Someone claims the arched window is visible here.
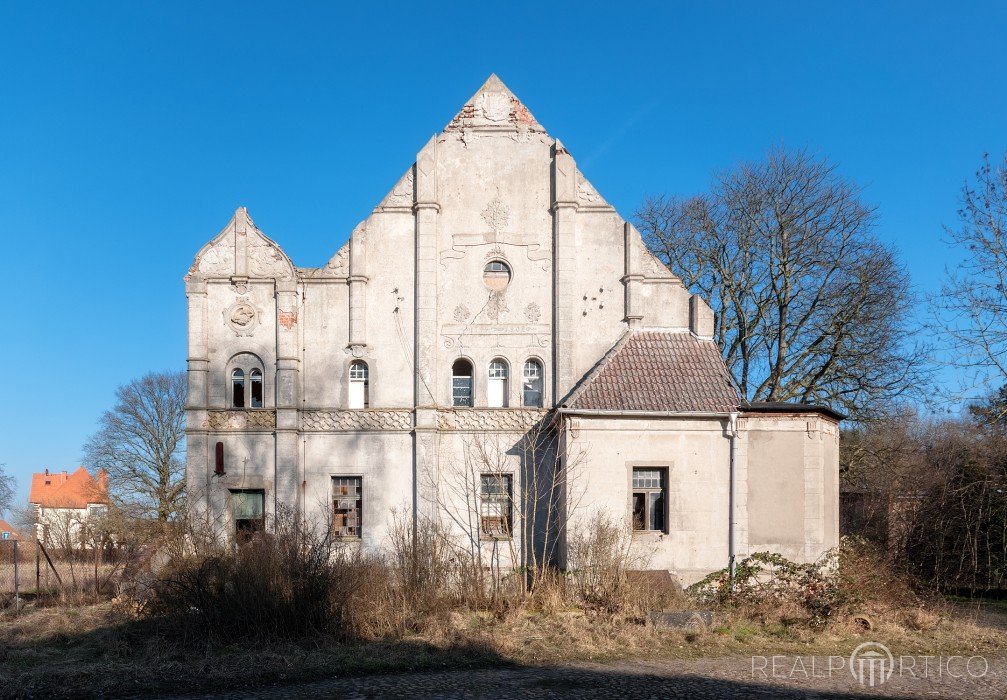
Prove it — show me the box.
[249,369,263,408]
[452,359,473,408]
[523,359,543,408]
[231,369,245,408]
[227,353,265,408]
[348,360,369,409]
[488,358,509,408]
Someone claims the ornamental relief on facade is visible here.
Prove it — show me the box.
[301,410,413,431]
[223,298,260,337]
[206,410,277,430]
[436,409,548,432]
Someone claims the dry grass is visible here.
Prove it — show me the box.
[3,531,1005,697]
[2,595,1005,698]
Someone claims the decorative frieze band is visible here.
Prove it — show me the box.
[207,410,277,430]
[437,409,549,432]
[301,410,413,431]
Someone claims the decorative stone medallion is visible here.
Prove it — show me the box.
[224,299,259,337]
[524,302,542,323]
[480,91,511,122]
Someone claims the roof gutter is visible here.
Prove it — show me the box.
[556,408,736,419]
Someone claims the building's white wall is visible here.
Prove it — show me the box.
[564,416,732,585]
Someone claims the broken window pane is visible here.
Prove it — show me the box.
[231,489,264,541]
[231,369,245,408]
[480,474,513,538]
[632,467,667,532]
[332,477,362,538]
[250,369,263,408]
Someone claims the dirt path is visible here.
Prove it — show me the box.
[170,655,1007,699]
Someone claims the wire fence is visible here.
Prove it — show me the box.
[0,538,131,611]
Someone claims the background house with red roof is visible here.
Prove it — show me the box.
[0,519,20,541]
[28,466,109,547]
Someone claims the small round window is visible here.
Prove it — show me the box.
[483,260,511,291]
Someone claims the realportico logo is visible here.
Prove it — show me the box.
[849,642,894,686]
[752,642,988,687]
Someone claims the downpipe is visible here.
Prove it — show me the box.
[728,411,739,590]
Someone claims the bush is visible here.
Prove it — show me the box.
[147,515,384,643]
[687,537,930,629]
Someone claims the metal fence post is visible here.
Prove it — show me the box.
[13,539,20,613]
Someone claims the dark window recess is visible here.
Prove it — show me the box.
[231,489,264,541]
[215,442,225,475]
[480,474,513,538]
[231,369,245,407]
[452,359,473,407]
[632,468,667,532]
[332,477,362,538]
[250,369,263,408]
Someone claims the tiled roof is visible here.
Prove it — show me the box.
[0,519,19,540]
[564,331,742,413]
[28,466,108,509]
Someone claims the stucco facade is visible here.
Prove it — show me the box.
[184,75,840,584]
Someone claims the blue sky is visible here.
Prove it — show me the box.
[1,1,1005,512]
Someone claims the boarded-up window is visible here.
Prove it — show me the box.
[480,474,513,538]
[332,477,362,538]
[231,489,265,540]
[632,468,666,532]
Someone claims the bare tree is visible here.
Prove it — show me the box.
[0,464,14,516]
[84,371,186,522]
[636,146,925,418]
[933,152,1007,420]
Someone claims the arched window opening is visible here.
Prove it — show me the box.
[488,358,509,408]
[523,359,543,408]
[348,361,369,409]
[231,369,245,408]
[483,260,511,291]
[249,369,263,408]
[452,359,473,408]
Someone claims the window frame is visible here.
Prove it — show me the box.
[230,488,265,541]
[249,368,263,408]
[630,466,668,534]
[451,358,474,408]
[522,358,544,407]
[331,476,363,539]
[348,360,370,409]
[487,358,509,408]
[231,368,245,408]
[479,473,514,540]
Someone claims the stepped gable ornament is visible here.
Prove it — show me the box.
[224,298,259,337]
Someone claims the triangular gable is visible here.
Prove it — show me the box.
[445,73,545,134]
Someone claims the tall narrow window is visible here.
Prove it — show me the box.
[480,474,513,538]
[452,359,473,407]
[348,361,369,409]
[632,468,667,533]
[332,477,362,538]
[231,369,245,408]
[487,359,509,408]
[231,489,265,541]
[522,359,543,407]
[249,369,263,408]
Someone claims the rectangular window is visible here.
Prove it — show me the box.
[231,489,265,540]
[480,474,513,538]
[632,467,667,532]
[332,477,362,538]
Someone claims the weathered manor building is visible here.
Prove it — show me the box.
[184,76,840,583]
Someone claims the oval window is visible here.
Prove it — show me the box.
[483,260,511,291]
